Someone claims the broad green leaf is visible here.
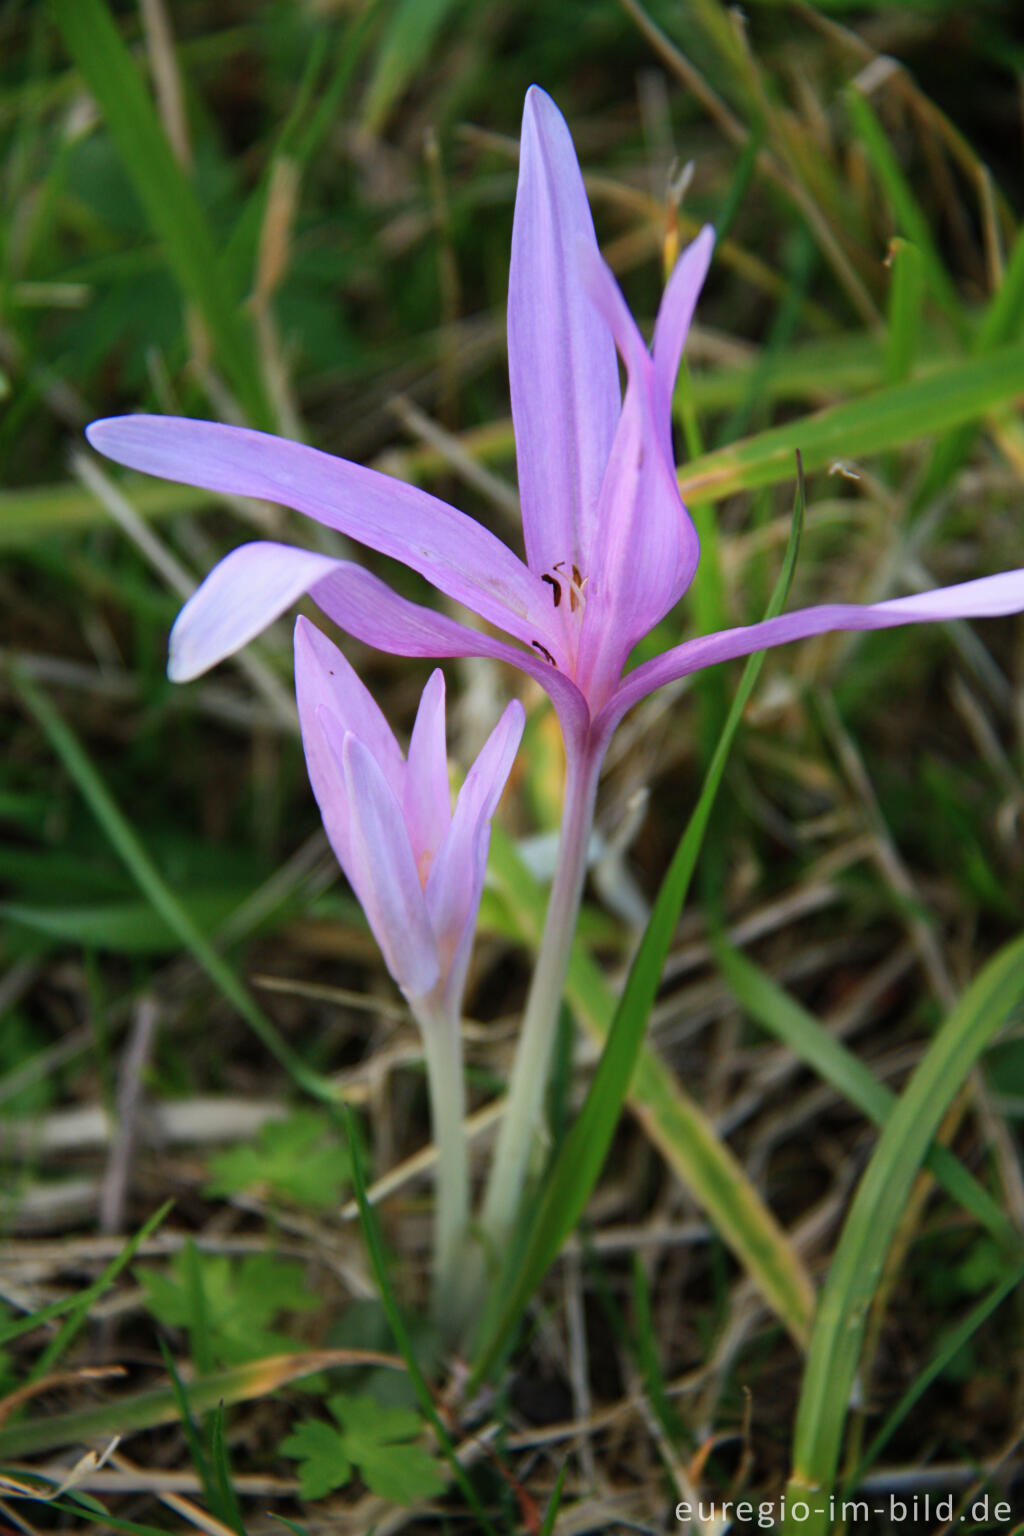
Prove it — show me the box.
[786,929,1024,1533]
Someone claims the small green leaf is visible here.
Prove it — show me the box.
[281,1421,352,1501]
[328,1393,422,1446]
[284,1395,446,1506]
[205,1111,351,1209]
[137,1250,318,1368]
[357,1440,446,1504]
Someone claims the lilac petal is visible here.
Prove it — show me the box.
[601,569,1024,734]
[651,226,715,407]
[294,620,405,865]
[404,669,452,875]
[309,560,591,748]
[508,86,620,577]
[325,721,439,999]
[573,245,700,708]
[169,541,340,681]
[86,415,558,653]
[426,699,525,1009]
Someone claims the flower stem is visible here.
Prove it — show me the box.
[478,740,603,1251]
[412,995,471,1344]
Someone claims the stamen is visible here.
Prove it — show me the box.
[541,573,562,607]
[531,640,557,665]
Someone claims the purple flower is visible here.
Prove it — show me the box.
[294,616,523,1015]
[86,86,1024,761]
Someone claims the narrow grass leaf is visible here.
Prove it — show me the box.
[848,1256,1024,1490]
[631,1254,684,1446]
[912,214,1024,514]
[539,1459,569,1536]
[884,238,924,385]
[714,935,1020,1249]
[484,838,814,1344]
[2,894,252,955]
[844,86,965,336]
[976,218,1024,350]
[210,1404,246,1536]
[47,0,272,426]
[343,1105,498,1535]
[8,663,335,1104]
[361,0,465,134]
[13,1203,173,1366]
[0,479,210,547]
[156,1336,214,1515]
[470,462,808,1387]
[787,929,1024,1531]
[0,1349,405,1457]
[678,341,1024,504]
[182,1238,214,1377]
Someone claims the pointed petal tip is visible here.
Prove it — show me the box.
[425,666,446,701]
[165,647,197,686]
[502,695,526,740]
[523,82,557,119]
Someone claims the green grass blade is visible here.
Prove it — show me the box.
[11,1202,173,1366]
[885,239,925,385]
[0,1351,366,1458]
[210,1403,246,1536]
[714,935,1019,1249]
[847,1256,1024,1490]
[976,218,1024,351]
[844,87,965,337]
[678,341,1024,504]
[361,0,465,134]
[47,0,272,427]
[786,930,1024,1532]
[8,663,334,1104]
[0,479,210,547]
[539,1459,569,1536]
[470,463,809,1387]
[157,1337,215,1515]
[342,1105,498,1535]
[911,216,1024,514]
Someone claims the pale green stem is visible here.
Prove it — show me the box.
[410,992,470,1344]
[478,740,604,1249]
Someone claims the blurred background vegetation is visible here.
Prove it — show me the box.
[3,0,1024,1530]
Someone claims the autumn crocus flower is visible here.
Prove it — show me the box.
[295,615,523,1329]
[86,85,1024,1249]
[84,87,1024,760]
